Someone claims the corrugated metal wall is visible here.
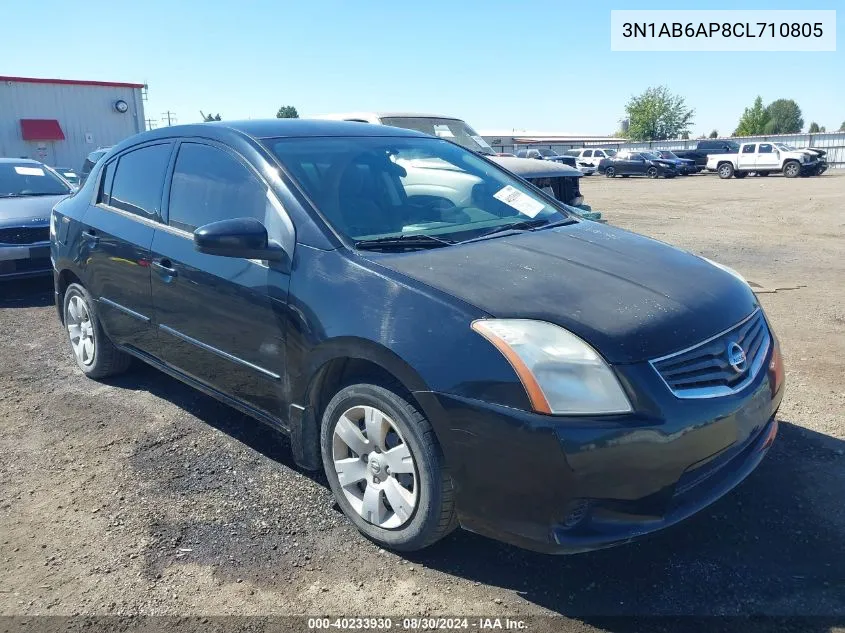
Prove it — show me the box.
[492,131,845,168]
[0,80,145,170]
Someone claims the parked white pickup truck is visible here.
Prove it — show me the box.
[707,142,819,179]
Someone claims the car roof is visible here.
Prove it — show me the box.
[0,157,43,164]
[133,119,429,143]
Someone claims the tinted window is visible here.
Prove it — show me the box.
[582,150,593,157]
[98,161,116,204]
[109,144,172,217]
[594,150,604,158]
[168,143,267,233]
[759,144,773,154]
[742,145,756,154]
[698,140,715,150]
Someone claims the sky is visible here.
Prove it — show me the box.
[4,0,842,136]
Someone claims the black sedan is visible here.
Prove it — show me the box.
[598,151,679,178]
[1,158,73,279]
[654,150,699,174]
[51,120,784,554]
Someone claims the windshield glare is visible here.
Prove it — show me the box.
[267,136,568,243]
[379,117,494,156]
[0,163,71,197]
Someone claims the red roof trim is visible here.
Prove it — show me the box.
[0,75,145,89]
[20,119,66,141]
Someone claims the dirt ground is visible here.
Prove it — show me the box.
[1,171,843,629]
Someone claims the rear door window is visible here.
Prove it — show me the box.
[582,150,593,157]
[742,145,756,154]
[167,143,267,233]
[109,144,172,218]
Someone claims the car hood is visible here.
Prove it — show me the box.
[365,222,758,364]
[650,159,677,168]
[0,194,67,225]
[491,156,582,178]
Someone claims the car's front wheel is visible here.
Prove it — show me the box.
[320,383,457,551]
[605,167,615,178]
[783,161,801,178]
[63,283,131,379]
[646,166,658,179]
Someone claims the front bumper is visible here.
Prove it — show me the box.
[415,344,783,554]
[0,242,51,279]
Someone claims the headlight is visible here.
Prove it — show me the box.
[700,256,748,286]
[49,210,58,239]
[471,319,632,415]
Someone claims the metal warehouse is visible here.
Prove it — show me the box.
[0,75,146,171]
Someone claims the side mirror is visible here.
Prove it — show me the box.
[194,217,287,262]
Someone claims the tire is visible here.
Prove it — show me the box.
[646,167,658,179]
[783,161,801,178]
[734,172,747,179]
[718,163,734,179]
[63,283,132,379]
[605,167,616,178]
[320,383,457,551]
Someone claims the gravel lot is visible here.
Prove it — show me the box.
[1,171,843,629]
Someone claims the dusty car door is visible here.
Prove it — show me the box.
[738,144,757,170]
[149,140,294,418]
[81,142,173,352]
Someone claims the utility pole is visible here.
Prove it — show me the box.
[161,111,177,126]
[145,118,157,130]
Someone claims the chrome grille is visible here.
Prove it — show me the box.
[651,309,770,398]
[0,226,49,245]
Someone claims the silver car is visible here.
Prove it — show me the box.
[0,158,73,279]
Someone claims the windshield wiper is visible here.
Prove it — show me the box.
[460,217,575,244]
[354,234,454,251]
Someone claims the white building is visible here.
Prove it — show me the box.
[0,75,146,170]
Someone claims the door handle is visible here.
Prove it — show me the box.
[152,259,178,277]
[81,229,99,246]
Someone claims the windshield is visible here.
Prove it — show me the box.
[379,117,495,156]
[537,149,559,157]
[266,136,570,244]
[0,163,72,197]
[642,152,661,160]
[776,143,795,151]
[658,151,679,159]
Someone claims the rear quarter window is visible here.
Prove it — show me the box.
[108,144,172,218]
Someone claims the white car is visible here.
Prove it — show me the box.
[706,142,819,179]
[565,148,618,168]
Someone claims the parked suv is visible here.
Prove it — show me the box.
[52,120,784,554]
[565,148,617,168]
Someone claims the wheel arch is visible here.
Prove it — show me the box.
[55,268,85,324]
[288,337,433,471]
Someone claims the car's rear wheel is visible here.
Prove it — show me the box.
[605,167,615,178]
[646,167,658,179]
[783,161,801,178]
[718,163,734,179]
[320,383,457,551]
[63,283,131,379]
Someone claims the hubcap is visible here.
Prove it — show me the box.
[66,295,95,366]
[332,405,418,529]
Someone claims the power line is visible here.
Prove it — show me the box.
[145,118,157,130]
[161,111,177,126]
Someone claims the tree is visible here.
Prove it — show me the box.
[840,121,845,131]
[709,129,719,138]
[808,122,820,133]
[276,105,299,119]
[734,96,769,136]
[764,99,803,134]
[200,111,221,122]
[623,86,694,141]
